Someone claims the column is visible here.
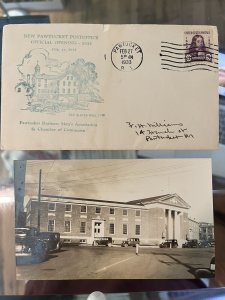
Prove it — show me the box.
[175,211,181,241]
[168,210,173,239]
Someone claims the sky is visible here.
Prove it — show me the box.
[24,159,213,223]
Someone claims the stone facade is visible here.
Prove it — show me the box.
[25,193,190,246]
[188,218,200,240]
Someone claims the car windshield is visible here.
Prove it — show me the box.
[15,229,29,235]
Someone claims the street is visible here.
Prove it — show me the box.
[16,246,214,280]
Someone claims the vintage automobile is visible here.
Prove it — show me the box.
[182,239,199,248]
[121,238,140,247]
[159,239,178,248]
[15,227,47,264]
[92,237,113,247]
[38,232,62,252]
[198,240,211,248]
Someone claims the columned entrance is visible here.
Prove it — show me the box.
[165,209,181,241]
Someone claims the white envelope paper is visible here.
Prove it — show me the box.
[1,24,218,150]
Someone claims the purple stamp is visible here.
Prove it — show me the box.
[184,30,213,63]
[160,29,217,72]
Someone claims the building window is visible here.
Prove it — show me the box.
[123,224,128,235]
[136,210,141,217]
[62,88,65,93]
[80,205,87,213]
[135,224,141,235]
[65,204,72,212]
[123,209,127,216]
[110,208,115,215]
[48,220,55,232]
[48,203,56,211]
[63,81,65,86]
[68,88,70,94]
[109,223,115,234]
[68,81,71,86]
[64,221,71,232]
[80,222,86,233]
[96,207,101,214]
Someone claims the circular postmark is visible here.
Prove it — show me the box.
[111,41,143,72]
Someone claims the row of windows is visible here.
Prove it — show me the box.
[62,80,77,86]
[107,223,140,235]
[48,220,141,235]
[48,203,141,216]
[60,88,77,94]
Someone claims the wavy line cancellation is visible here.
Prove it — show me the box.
[161,63,217,69]
[162,67,216,72]
[160,53,218,59]
[161,45,218,52]
[161,58,217,66]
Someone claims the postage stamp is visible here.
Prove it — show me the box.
[184,30,215,63]
[111,41,143,72]
[160,30,217,72]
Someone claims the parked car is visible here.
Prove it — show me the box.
[198,240,211,248]
[92,237,113,247]
[208,240,215,247]
[121,238,140,247]
[38,232,62,252]
[159,239,178,248]
[182,239,199,248]
[15,227,47,264]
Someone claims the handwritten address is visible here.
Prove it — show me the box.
[126,121,194,142]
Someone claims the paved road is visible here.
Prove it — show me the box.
[16,246,214,280]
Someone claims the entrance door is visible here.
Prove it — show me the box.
[94,221,104,237]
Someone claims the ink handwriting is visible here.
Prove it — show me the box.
[126,121,194,142]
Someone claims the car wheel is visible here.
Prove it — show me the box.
[108,243,112,247]
[124,243,128,247]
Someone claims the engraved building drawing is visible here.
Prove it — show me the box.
[15,49,103,113]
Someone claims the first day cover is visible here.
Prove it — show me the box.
[1,24,218,150]
[15,159,214,280]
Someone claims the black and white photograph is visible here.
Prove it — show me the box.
[14,159,215,280]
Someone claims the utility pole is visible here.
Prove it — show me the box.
[37,169,42,231]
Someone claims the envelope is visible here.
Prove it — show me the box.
[1,24,218,150]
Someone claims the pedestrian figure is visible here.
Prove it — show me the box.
[136,242,139,255]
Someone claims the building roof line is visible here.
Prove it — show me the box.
[127,193,190,209]
[40,194,142,206]
[37,193,188,208]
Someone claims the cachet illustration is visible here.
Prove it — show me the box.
[160,30,218,72]
[111,41,143,72]
[15,48,103,113]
